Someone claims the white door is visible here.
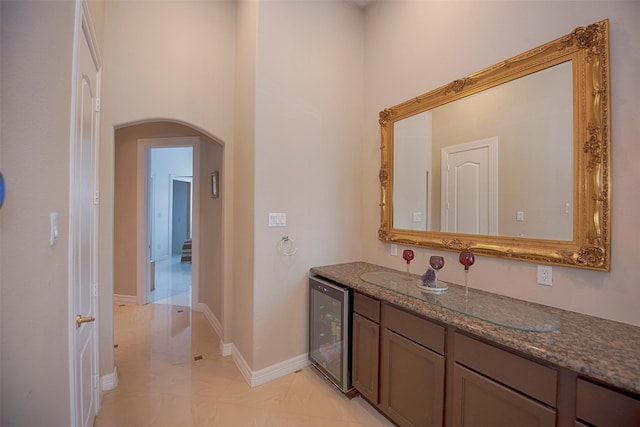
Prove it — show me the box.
[441,138,498,235]
[70,5,101,427]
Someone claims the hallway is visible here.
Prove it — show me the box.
[95,303,393,426]
[150,255,192,306]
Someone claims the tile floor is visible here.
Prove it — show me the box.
[151,255,192,306]
[96,301,394,427]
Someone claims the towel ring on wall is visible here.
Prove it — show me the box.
[277,236,297,256]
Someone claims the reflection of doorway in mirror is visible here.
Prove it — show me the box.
[393,111,433,231]
[441,137,498,235]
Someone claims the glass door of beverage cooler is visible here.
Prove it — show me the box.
[308,276,352,393]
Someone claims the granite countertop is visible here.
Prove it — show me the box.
[310,261,640,396]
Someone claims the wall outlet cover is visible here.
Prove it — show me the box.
[537,265,553,286]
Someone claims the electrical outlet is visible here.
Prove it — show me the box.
[537,265,553,286]
[390,244,398,256]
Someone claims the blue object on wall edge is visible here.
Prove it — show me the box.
[0,172,5,208]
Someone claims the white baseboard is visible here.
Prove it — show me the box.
[230,344,253,385]
[229,345,310,387]
[113,294,137,304]
[220,341,233,356]
[198,303,311,387]
[250,353,310,387]
[199,303,232,356]
[101,365,119,391]
[200,303,222,338]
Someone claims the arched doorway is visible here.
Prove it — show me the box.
[112,120,224,316]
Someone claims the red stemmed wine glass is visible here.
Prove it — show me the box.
[429,256,445,271]
[402,249,414,272]
[459,251,475,297]
[459,251,475,270]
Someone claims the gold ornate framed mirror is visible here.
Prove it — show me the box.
[378,19,610,271]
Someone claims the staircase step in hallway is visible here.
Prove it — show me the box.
[180,239,192,263]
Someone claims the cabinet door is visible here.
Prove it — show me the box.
[575,378,640,427]
[352,312,379,403]
[452,364,556,427]
[380,329,445,427]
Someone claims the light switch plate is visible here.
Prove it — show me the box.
[268,213,286,227]
[50,212,59,246]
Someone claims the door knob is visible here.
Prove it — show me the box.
[76,314,96,328]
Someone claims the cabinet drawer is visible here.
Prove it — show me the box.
[454,333,557,407]
[452,364,556,427]
[383,304,445,355]
[354,292,380,323]
[576,378,640,427]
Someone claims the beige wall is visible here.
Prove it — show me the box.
[393,111,432,231]
[251,0,365,371]
[362,1,640,326]
[197,137,224,319]
[0,0,104,424]
[113,127,138,296]
[231,0,258,367]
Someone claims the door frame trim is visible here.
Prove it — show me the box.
[137,138,199,306]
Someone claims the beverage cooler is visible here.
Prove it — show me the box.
[308,276,353,394]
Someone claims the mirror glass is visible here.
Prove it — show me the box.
[393,61,573,240]
[379,20,611,271]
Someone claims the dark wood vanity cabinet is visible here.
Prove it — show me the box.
[352,291,445,427]
[451,333,557,427]
[349,290,640,427]
[575,378,640,427]
[380,304,445,427]
[352,292,381,404]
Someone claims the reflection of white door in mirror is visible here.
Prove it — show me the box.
[442,138,498,235]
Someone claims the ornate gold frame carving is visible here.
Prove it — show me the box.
[379,20,610,271]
